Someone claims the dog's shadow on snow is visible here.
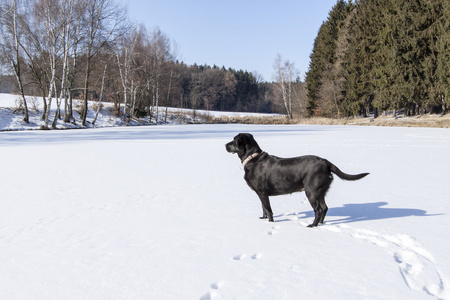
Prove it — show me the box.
[276,201,443,224]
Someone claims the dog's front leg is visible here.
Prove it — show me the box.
[257,193,274,222]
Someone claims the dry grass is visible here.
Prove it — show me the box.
[348,114,450,128]
[210,114,450,128]
[90,102,104,112]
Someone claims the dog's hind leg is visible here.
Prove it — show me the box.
[257,193,274,222]
[317,182,331,224]
[260,203,268,219]
[305,190,327,227]
[318,199,328,224]
[306,174,332,227]
[307,200,323,227]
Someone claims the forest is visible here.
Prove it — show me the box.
[1,0,297,129]
[306,0,450,117]
[1,0,449,127]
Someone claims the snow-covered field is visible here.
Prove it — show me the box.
[1,122,449,299]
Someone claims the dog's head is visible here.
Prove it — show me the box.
[225,133,261,157]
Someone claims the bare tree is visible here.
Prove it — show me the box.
[148,27,172,123]
[63,0,86,123]
[92,63,106,125]
[37,0,64,129]
[115,25,138,119]
[80,0,127,126]
[49,0,79,128]
[55,0,73,126]
[14,1,49,120]
[273,54,298,119]
[0,0,29,123]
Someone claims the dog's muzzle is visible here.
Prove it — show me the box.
[225,141,237,153]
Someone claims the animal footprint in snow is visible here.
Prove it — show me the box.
[267,226,279,235]
[350,229,389,247]
[233,253,262,261]
[348,227,449,299]
[233,253,246,261]
[199,291,216,300]
[210,281,223,289]
[200,282,223,300]
[251,253,262,260]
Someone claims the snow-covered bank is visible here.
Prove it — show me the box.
[1,124,449,299]
[0,93,277,131]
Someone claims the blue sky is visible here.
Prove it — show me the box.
[120,0,338,81]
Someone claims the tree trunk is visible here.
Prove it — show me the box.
[11,60,29,123]
[43,43,57,130]
[116,50,130,119]
[81,58,91,126]
[52,82,61,129]
[93,64,107,125]
[155,82,159,124]
[10,0,28,123]
[41,92,47,121]
[164,69,173,122]
[64,93,74,124]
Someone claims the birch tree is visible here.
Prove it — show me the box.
[273,54,297,119]
[12,1,49,121]
[148,27,172,123]
[30,0,63,129]
[0,0,29,123]
[80,0,127,126]
[49,0,78,128]
[63,0,86,123]
[92,63,106,125]
[55,0,73,127]
[115,28,137,119]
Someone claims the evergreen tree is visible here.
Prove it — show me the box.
[315,0,450,117]
[315,2,353,117]
[342,0,380,116]
[422,0,450,114]
[371,0,398,115]
[305,0,348,116]
[438,0,450,113]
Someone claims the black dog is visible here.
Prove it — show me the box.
[225,133,369,227]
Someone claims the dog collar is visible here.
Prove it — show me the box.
[242,152,262,168]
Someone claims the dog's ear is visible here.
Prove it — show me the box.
[235,133,249,151]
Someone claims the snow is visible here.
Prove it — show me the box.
[0,93,276,131]
[1,95,450,299]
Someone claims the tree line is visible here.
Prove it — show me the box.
[1,0,297,129]
[5,0,443,124]
[306,0,450,118]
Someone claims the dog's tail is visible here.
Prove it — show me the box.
[328,161,369,181]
